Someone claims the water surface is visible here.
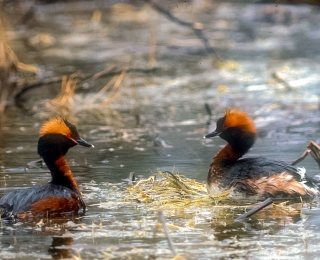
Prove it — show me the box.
[1,1,320,259]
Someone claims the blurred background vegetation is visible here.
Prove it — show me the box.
[1,0,319,123]
[1,2,320,259]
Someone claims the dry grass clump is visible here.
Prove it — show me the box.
[126,171,236,210]
[45,70,126,120]
[46,74,78,117]
[125,171,305,224]
[0,17,19,113]
[0,13,37,113]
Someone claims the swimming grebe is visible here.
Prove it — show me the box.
[0,118,94,219]
[204,109,318,200]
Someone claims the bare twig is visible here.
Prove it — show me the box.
[292,149,311,166]
[272,72,294,91]
[102,70,126,104]
[204,103,212,126]
[85,74,118,105]
[157,210,177,256]
[14,67,158,105]
[15,76,66,101]
[144,0,219,60]
[234,198,273,222]
[127,172,135,185]
[167,171,191,192]
[292,141,320,168]
[83,66,117,83]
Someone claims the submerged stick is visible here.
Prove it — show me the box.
[271,72,294,91]
[158,210,177,256]
[234,198,273,222]
[128,172,135,186]
[204,103,212,127]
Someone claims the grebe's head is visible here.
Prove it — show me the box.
[38,117,94,159]
[40,117,94,147]
[204,109,256,152]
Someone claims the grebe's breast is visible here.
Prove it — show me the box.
[0,183,85,219]
[221,157,317,199]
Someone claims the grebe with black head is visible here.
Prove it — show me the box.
[204,109,318,200]
[0,118,94,219]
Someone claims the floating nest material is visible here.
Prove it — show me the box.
[125,170,309,223]
[126,140,320,213]
[126,171,253,210]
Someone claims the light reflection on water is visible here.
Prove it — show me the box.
[2,1,320,259]
[1,105,320,259]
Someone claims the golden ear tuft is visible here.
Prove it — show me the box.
[40,117,71,136]
[223,109,257,134]
[224,109,232,116]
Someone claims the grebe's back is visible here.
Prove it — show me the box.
[205,109,318,199]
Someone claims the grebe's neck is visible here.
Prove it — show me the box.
[207,144,246,186]
[214,143,245,164]
[43,155,80,194]
[38,134,80,193]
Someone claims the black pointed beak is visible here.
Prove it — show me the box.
[77,138,94,148]
[203,131,220,139]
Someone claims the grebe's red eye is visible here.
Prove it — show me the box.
[65,133,78,145]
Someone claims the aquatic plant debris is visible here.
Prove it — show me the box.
[125,171,272,210]
[0,173,308,260]
[44,70,126,120]
[3,1,320,258]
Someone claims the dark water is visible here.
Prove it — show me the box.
[1,1,320,259]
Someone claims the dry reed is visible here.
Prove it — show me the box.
[125,171,303,221]
[126,171,239,210]
[0,15,19,113]
[45,70,126,120]
[0,10,37,113]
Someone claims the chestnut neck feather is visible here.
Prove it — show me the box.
[38,134,80,193]
[213,144,243,165]
[208,130,256,184]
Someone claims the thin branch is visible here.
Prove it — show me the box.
[14,67,158,103]
[292,149,310,166]
[272,72,294,91]
[292,140,320,169]
[234,198,273,222]
[145,0,220,60]
[157,210,177,256]
[204,103,212,126]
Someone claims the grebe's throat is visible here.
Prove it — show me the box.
[44,155,80,193]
